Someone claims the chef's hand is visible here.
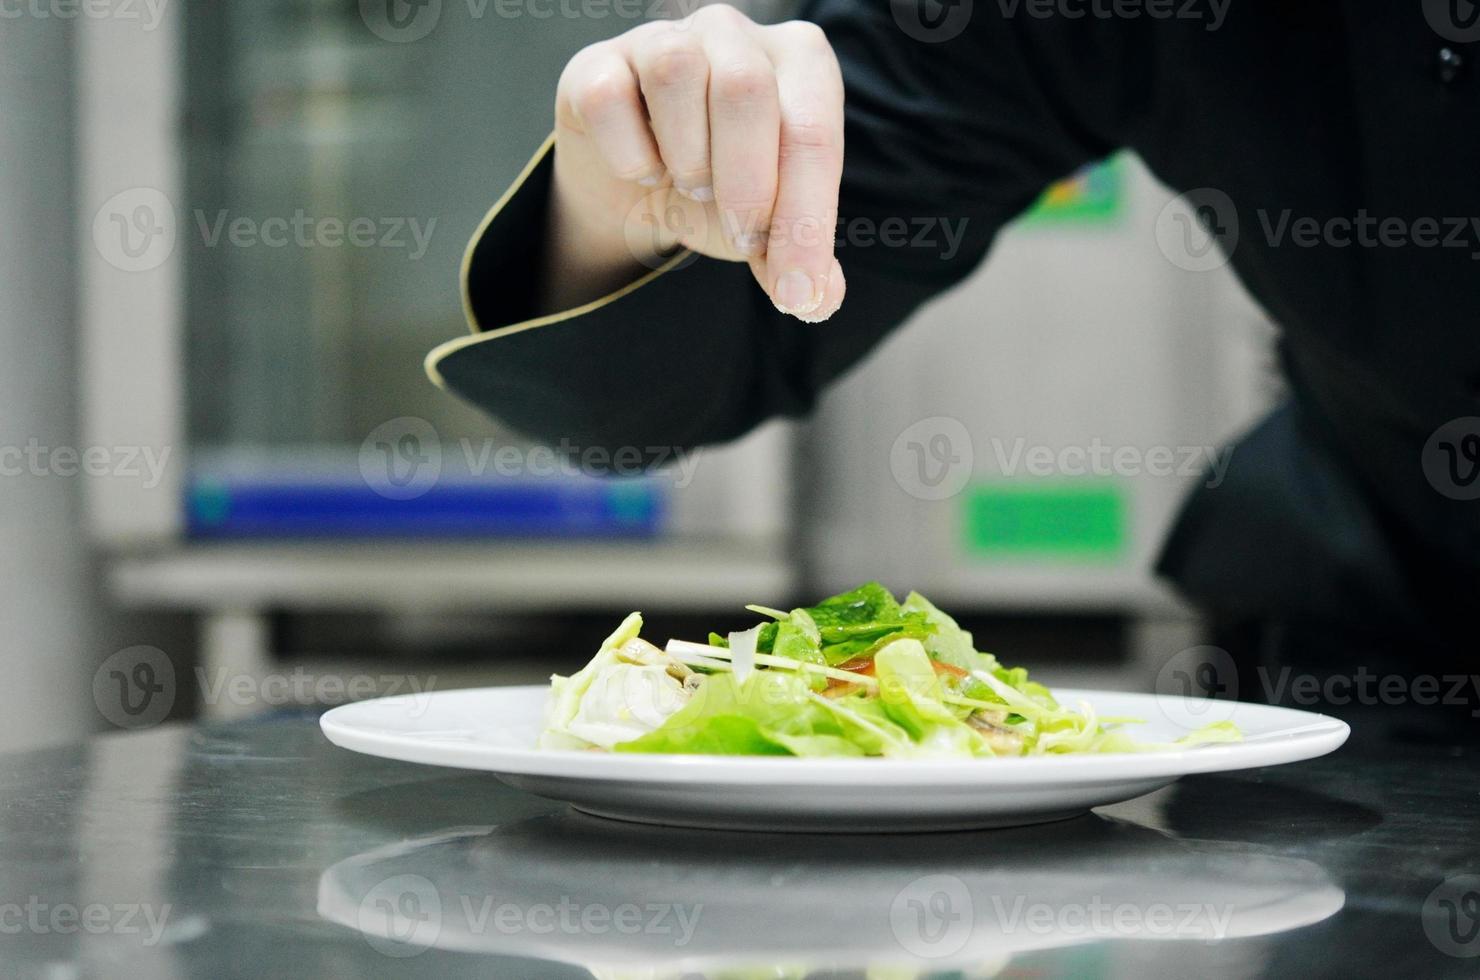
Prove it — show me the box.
[543,4,846,322]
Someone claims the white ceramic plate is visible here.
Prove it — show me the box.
[320,685,1349,832]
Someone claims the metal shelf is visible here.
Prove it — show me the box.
[109,538,797,614]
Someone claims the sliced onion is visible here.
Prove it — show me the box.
[727,626,761,685]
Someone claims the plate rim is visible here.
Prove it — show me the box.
[320,684,1350,786]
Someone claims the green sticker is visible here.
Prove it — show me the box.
[962,482,1126,559]
[1022,157,1124,226]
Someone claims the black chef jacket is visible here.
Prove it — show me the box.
[427,0,1480,653]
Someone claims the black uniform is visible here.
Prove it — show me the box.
[430,0,1480,675]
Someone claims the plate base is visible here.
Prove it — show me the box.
[567,802,1094,834]
[499,770,1179,833]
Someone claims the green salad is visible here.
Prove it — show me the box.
[539,582,1240,758]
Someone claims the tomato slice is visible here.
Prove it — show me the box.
[829,656,965,681]
[821,657,876,696]
[834,657,877,676]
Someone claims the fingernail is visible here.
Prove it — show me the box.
[796,306,838,324]
[774,270,822,315]
[676,184,714,203]
[637,173,663,188]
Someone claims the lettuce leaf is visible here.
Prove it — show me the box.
[539,612,644,750]
[613,715,796,756]
[872,640,993,757]
[797,582,937,665]
[615,671,864,757]
[771,609,828,690]
[544,587,1244,759]
[1085,720,1244,754]
[901,590,981,673]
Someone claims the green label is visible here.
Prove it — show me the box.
[962,482,1126,559]
[1022,157,1124,226]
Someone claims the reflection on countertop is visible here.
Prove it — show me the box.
[0,711,1475,979]
[318,813,1344,976]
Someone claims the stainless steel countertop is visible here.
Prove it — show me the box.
[1,709,1477,979]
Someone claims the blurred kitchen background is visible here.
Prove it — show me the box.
[1,0,1276,753]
